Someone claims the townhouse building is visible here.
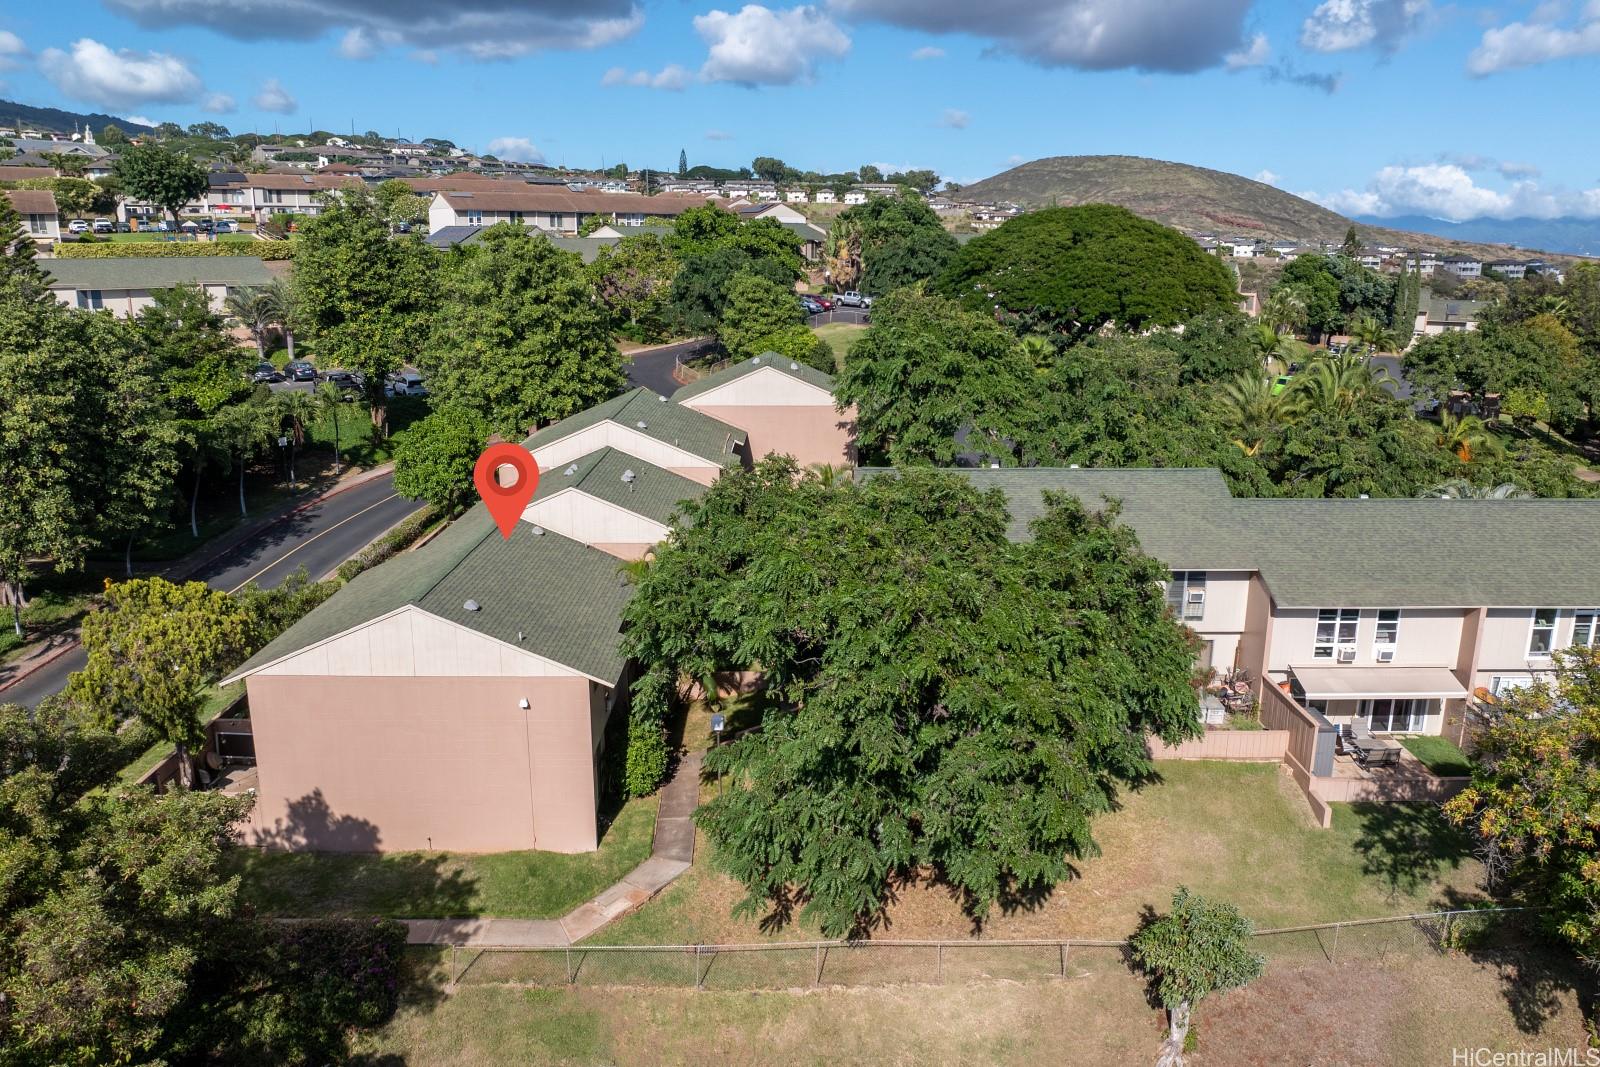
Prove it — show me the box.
[426,187,715,234]
[42,255,276,317]
[5,188,60,245]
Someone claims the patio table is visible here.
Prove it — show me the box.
[1350,737,1403,766]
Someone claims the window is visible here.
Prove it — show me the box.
[1574,611,1599,649]
[1164,572,1207,621]
[1528,609,1557,657]
[465,210,483,225]
[1491,675,1532,698]
[76,289,102,310]
[1374,610,1400,646]
[27,214,48,234]
[1314,609,1359,659]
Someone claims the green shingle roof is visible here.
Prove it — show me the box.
[524,388,746,466]
[672,354,837,402]
[43,256,275,290]
[861,467,1600,609]
[536,447,706,527]
[226,508,635,683]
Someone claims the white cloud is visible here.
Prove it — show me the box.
[910,45,944,59]
[1005,154,1026,165]
[829,0,1254,72]
[695,5,850,86]
[705,129,735,140]
[1300,0,1430,54]
[600,63,691,89]
[1438,152,1542,180]
[122,114,156,127]
[104,0,643,60]
[1301,163,1600,221]
[412,49,439,64]
[486,136,544,163]
[1468,5,1600,75]
[202,92,236,113]
[1254,169,1281,186]
[338,27,393,59]
[39,38,202,108]
[1224,32,1269,69]
[937,108,969,128]
[0,31,26,71]
[253,77,298,114]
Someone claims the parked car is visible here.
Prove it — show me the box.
[91,219,113,234]
[67,219,89,234]
[285,361,318,382]
[384,371,427,398]
[799,296,823,314]
[214,220,233,234]
[322,370,364,398]
[835,291,873,309]
[251,362,286,384]
[810,295,834,312]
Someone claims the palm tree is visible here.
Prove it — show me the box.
[274,388,319,483]
[215,396,277,516]
[1292,355,1392,418]
[617,556,654,585]
[1348,313,1398,355]
[809,463,846,488]
[1246,321,1282,364]
[1261,287,1307,336]
[223,286,278,361]
[262,277,298,361]
[315,381,347,475]
[1431,411,1501,463]
[1417,479,1534,499]
[1216,372,1305,455]
[1018,334,1055,370]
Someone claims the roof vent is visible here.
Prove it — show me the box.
[990,463,1000,469]
[1069,464,1080,470]
[531,525,545,536]
[752,356,761,364]
[790,362,800,370]
[1359,493,1370,499]
[464,599,481,612]
[564,464,577,476]
[517,631,524,641]
[636,420,647,429]
[621,469,636,484]
[659,395,668,402]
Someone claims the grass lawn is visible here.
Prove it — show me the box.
[596,761,1484,946]
[0,568,102,664]
[114,682,245,784]
[357,936,1591,1066]
[811,322,867,371]
[1401,735,1475,777]
[228,795,658,919]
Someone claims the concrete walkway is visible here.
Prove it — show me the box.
[402,750,704,948]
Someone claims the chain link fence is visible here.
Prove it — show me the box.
[444,908,1528,991]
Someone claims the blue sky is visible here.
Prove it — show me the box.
[2,1,1598,221]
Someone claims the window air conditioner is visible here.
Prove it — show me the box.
[1187,590,1206,606]
[1337,645,1357,663]
[1375,645,1396,663]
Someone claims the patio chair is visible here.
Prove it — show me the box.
[1352,719,1372,740]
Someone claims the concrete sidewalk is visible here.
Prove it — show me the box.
[402,751,704,948]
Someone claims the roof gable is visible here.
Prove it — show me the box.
[524,388,746,465]
[533,447,704,527]
[673,355,837,403]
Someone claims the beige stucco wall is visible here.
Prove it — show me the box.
[1476,606,1592,673]
[521,490,672,551]
[243,673,604,854]
[529,422,728,486]
[1268,607,1467,671]
[1183,570,1252,676]
[685,403,856,469]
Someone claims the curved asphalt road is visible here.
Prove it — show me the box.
[0,474,423,708]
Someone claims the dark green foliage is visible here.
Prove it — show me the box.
[232,567,340,653]
[830,193,959,296]
[111,143,208,225]
[939,205,1237,339]
[586,232,678,343]
[424,226,624,439]
[623,461,1202,935]
[1254,402,1454,498]
[669,245,795,335]
[1276,254,1394,338]
[1149,312,1261,384]
[837,287,1032,466]
[392,408,490,515]
[718,272,803,359]
[1131,885,1265,1058]
[667,204,803,278]
[1406,318,1588,434]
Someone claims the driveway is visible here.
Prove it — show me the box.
[626,338,715,396]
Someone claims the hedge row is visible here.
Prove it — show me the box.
[337,504,440,582]
[54,240,295,260]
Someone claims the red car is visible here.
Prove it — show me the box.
[809,294,834,311]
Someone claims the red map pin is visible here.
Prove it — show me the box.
[473,443,540,539]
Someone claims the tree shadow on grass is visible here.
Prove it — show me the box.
[1432,885,1598,1037]
[235,789,478,921]
[1349,801,1478,901]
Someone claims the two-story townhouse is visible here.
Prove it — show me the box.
[5,189,60,245]
[42,256,276,317]
[1440,256,1483,278]
[426,188,715,235]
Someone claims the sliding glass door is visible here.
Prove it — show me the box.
[1361,698,1432,732]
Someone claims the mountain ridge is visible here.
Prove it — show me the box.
[1,98,157,137]
[961,155,1584,262]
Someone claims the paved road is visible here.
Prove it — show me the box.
[625,337,715,395]
[0,474,422,708]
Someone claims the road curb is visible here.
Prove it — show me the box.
[168,463,396,582]
[0,638,82,696]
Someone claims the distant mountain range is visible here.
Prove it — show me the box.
[1355,214,1600,258]
[1,98,157,137]
[961,155,1580,261]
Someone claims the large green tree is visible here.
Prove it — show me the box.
[623,461,1203,936]
[293,187,436,428]
[423,224,624,438]
[666,204,803,278]
[827,192,958,296]
[669,244,796,335]
[67,577,254,787]
[586,232,679,343]
[1445,648,1600,967]
[717,271,803,360]
[392,408,488,515]
[111,143,208,228]
[938,205,1238,339]
[836,286,1032,466]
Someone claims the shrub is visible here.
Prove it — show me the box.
[55,240,295,260]
[232,566,340,653]
[337,505,440,581]
[624,714,670,797]
[750,325,836,374]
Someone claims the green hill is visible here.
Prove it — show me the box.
[959,155,1567,260]
[1,98,157,137]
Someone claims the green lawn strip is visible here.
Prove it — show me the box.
[115,682,246,784]
[1398,735,1474,777]
[230,795,659,919]
[810,322,867,371]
